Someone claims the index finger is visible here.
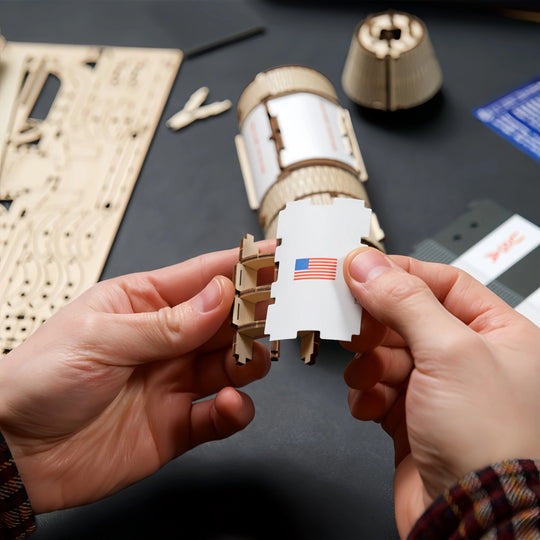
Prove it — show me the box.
[388,254,516,331]
[116,239,276,308]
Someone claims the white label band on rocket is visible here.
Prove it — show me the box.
[240,93,358,207]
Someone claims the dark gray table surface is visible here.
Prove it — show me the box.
[0,1,539,538]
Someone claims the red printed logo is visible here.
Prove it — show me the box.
[250,120,266,174]
[485,231,526,263]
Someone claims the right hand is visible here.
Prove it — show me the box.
[342,247,540,538]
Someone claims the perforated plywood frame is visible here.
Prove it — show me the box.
[0,41,182,354]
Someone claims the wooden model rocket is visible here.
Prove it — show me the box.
[232,65,383,364]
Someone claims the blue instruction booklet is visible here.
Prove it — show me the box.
[474,77,540,163]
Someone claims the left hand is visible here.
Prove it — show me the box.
[0,246,272,514]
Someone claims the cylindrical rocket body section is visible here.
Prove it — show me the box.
[235,65,384,250]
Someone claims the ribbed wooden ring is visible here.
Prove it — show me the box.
[259,165,368,237]
[237,65,338,127]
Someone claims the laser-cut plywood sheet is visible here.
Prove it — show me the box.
[0,41,182,354]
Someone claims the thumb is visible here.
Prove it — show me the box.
[343,247,466,355]
[96,275,236,364]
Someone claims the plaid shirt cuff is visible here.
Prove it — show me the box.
[0,432,36,539]
[408,459,540,539]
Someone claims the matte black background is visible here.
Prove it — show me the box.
[0,1,539,538]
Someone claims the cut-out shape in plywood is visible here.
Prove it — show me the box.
[0,41,182,355]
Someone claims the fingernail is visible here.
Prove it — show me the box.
[349,250,391,283]
[192,278,223,313]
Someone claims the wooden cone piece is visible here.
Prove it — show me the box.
[342,11,442,111]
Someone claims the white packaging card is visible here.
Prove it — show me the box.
[515,287,540,327]
[452,215,540,284]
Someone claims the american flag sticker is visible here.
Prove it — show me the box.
[293,257,338,281]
